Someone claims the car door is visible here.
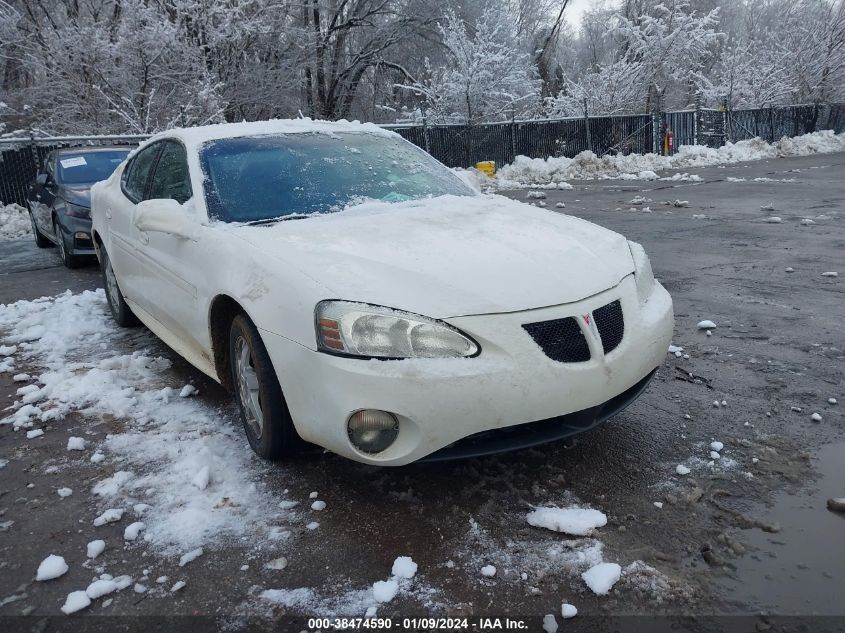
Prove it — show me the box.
[131,140,206,353]
[108,142,164,299]
[28,152,56,234]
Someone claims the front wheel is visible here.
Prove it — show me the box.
[54,218,83,268]
[101,249,139,327]
[229,314,300,459]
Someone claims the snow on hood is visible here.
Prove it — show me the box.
[226,195,634,318]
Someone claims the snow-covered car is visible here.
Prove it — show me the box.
[90,119,673,466]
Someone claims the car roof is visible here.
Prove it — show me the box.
[143,118,399,153]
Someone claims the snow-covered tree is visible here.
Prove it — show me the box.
[546,56,644,117]
[401,7,541,124]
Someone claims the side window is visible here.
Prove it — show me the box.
[147,142,192,204]
[122,144,162,202]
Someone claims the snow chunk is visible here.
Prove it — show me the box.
[766,216,783,223]
[391,556,418,579]
[0,344,17,356]
[57,487,73,498]
[124,521,146,541]
[542,614,558,633]
[170,580,186,592]
[561,603,578,619]
[653,502,663,509]
[311,500,326,511]
[697,320,716,329]
[821,271,838,277]
[36,554,68,581]
[675,465,691,476]
[481,565,497,577]
[306,521,319,530]
[26,429,44,439]
[526,507,607,536]
[66,436,86,451]
[87,540,106,559]
[93,508,124,526]
[581,562,622,595]
[191,465,210,490]
[61,590,91,614]
[710,441,724,451]
[372,579,399,603]
[179,547,203,566]
[710,451,721,460]
[90,452,105,463]
[811,412,823,422]
[179,385,198,397]
[86,579,117,599]
[829,398,838,405]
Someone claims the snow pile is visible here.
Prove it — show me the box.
[0,290,290,553]
[526,507,607,536]
[0,203,31,241]
[496,131,845,186]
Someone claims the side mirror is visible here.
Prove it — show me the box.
[133,199,196,240]
[36,173,49,186]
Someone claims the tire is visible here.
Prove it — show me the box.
[54,218,83,268]
[101,248,139,327]
[30,212,52,248]
[229,313,300,459]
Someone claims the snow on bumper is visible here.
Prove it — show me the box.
[263,275,673,466]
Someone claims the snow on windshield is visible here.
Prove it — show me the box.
[199,132,474,222]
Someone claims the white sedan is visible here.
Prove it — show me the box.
[91,119,673,466]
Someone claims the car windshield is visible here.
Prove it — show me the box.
[55,150,130,185]
[199,132,475,222]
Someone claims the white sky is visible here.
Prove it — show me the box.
[566,0,593,27]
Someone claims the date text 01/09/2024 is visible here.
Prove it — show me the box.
[306,618,529,630]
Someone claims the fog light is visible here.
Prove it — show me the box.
[347,410,399,454]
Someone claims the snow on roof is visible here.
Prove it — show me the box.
[146,118,398,151]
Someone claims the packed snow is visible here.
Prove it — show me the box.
[66,436,86,451]
[86,579,117,599]
[87,540,106,559]
[526,507,607,536]
[480,564,497,577]
[0,290,290,553]
[494,131,845,186]
[372,579,399,603]
[561,603,578,618]
[61,590,91,614]
[0,203,31,241]
[391,556,418,579]
[36,554,68,581]
[582,562,622,595]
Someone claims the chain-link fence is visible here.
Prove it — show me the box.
[2,104,844,207]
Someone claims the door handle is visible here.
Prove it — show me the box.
[105,208,113,220]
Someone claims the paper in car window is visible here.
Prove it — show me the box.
[60,156,87,168]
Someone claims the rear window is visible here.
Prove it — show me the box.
[56,150,130,185]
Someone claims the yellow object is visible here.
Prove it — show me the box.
[475,161,496,177]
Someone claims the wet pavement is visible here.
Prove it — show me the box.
[0,152,843,628]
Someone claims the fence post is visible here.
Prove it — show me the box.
[509,109,517,164]
[721,97,731,144]
[28,129,39,175]
[583,99,593,154]
[768,105,775,143]
[694,92,702,146]
[420,102,431,155]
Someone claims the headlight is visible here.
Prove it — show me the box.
[628,240,655,303]
[65,202,90,218]
[315,301,479,359]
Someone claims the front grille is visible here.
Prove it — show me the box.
[594,300,624,354]
[523,317,590,363]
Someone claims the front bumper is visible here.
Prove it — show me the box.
[57,215,95,255]
[263,275,674,466]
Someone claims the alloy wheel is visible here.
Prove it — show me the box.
[235,336,263,439]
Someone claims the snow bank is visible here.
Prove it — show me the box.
[496,131,845,186]
[0,203,31,241]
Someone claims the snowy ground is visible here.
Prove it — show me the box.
[0,151,843,626]
[0,203,31,241]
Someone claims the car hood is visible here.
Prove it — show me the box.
[228,194,635,318]
[60,186,92,208]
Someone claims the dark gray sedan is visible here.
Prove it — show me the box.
[27,147,130,267]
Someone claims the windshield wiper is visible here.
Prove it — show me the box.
[245,214,311,226]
